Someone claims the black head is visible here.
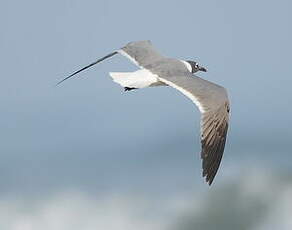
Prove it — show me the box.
[186,60,207,73]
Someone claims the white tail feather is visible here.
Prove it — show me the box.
[110,72,136,87]
[109,69,159,89]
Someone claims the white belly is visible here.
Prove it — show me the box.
[109,69,166,89]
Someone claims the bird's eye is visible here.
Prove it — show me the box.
[195,63,199,68]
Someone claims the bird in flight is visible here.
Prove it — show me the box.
[58,40,230,185]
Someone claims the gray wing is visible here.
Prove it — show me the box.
[57,40,164,85]
[158,74,230,185]
[118,40,165,68]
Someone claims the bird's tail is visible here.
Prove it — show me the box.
[109,70,159,89]
[109,72,139,88]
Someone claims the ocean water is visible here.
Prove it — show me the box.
[1,164,292,230]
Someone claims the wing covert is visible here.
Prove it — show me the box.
[119,40,165,68]
[158,74,230,185]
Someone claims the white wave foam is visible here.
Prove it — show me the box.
[1,168,292,230]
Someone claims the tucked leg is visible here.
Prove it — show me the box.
[124,87,137,91]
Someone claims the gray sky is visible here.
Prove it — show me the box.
[0,1,292,228]
[0,0,292,230]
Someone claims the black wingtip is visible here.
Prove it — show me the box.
[206,177,215,186]
[56,51,118,86]
[56,73,75,86]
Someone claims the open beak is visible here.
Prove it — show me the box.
[198,66,207,72]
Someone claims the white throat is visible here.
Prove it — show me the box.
[180,60,192,73]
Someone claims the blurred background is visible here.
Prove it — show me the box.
[1,0,292,229]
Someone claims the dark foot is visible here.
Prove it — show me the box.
[124,87,137,91]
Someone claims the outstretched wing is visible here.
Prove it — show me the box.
[57,40,164,85]
[200,101,229,185]
[158,74,230,185]
[58,40,229,185]
[119,40,165,68]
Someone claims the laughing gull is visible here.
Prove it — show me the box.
[58,40,230,185]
